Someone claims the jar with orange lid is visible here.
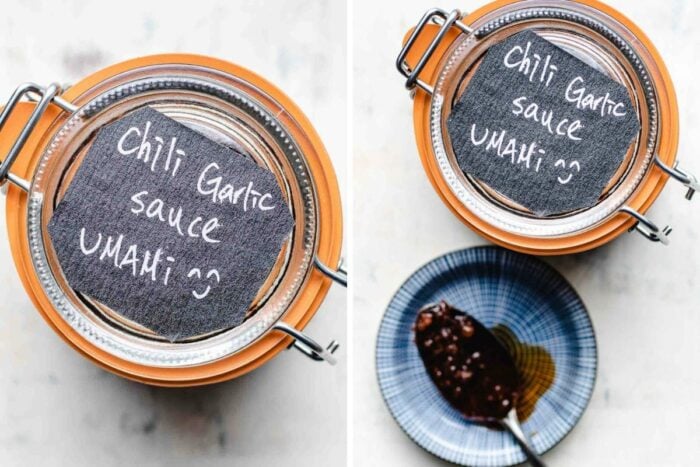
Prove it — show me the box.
[0,54,345,386]
[396,0,697,255]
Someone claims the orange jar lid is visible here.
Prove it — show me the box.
[1,54,344,386]
[398,0,696,254]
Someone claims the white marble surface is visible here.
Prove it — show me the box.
[353,1,700,466]
[0,1,346,466]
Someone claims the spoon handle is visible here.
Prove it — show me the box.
[500,408,547,467]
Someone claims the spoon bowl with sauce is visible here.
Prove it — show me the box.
[415,301,546,467]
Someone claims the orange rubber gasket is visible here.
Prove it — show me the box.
[3,54,343,386]
[406,0,678,255]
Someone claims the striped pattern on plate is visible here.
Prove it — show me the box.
[376,246,597,466]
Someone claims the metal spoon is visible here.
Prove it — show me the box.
[501,407,546,467]
[414,302,547,467]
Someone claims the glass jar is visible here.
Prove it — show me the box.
[397,0,697,254]
[0,54,345,386]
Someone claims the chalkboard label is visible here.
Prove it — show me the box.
[447,30,640,216]
[48,106,294,341]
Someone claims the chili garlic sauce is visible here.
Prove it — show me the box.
[414,301,520,421]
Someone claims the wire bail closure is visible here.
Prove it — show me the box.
[618,156,699,246]
[277,256,346,364]
[0,82,77,193]
[274,321,340,365]
[619,206,671,245]
[396,8,473,95]
[654,154,699,200]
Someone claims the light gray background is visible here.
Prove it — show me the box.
[0,1,346,466]
[354,1,700,466]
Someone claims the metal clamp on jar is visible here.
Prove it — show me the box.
[397,1,696,254]
[0,55,345,386]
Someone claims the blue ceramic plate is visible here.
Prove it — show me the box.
[376,247,597,466]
